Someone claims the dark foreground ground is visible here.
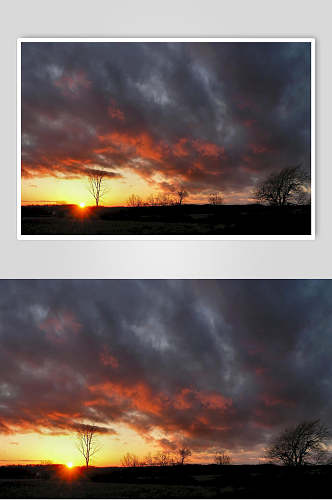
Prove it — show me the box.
[0,464,331,498]
[21,204,311,236]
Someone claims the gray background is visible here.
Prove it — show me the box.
[1,0,330,278]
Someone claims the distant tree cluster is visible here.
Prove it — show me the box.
[214,451,232,465]
[127,188,191,207]
[127,192,176,208]
[208,192,224,206]
[121,452,141,467]
[126,194,145,208]
[120,447,194,467]
[146,193,175,207]
[126,190,227,208]
[120,446,234,468]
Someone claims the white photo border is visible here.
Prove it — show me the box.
[17,37,315,241]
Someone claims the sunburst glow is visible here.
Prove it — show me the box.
[79,202,85,208]
[66,462,73,468]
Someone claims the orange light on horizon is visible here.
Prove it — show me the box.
[66,462,73,468]
[79,202,85,208]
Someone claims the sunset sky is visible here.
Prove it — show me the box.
[21,41,311,206]
[1,280,331,466]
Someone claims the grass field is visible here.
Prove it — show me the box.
[21,217,220,236]
[21,204,311,236]
[0,464,331,498]
[0,478,217,499]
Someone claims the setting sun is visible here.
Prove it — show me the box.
[79,202,85,208]
[66,462,73,468]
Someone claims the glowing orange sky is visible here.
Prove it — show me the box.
[21,172,255,207]
[0,425,163,467]
[21,169,156,207]
[0,428,267,466]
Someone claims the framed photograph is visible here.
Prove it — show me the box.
[1,278,331,499]
[17,38,315,240]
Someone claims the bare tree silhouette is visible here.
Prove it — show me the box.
[254,165,306,207]
[178,447,191,465]
[154,451,175,466]
[76,424,101,468]
[87,172,109,207]
[266,419,329,466]
[177,189,188,205]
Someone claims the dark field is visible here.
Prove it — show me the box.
[0,464,331,498]
[21,204,311,236]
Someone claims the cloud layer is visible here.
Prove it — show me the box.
[0,280,330,459]
[21,42,311,202]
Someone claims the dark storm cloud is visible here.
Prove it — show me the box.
[21,42,311,200]
[0,280,331,459]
